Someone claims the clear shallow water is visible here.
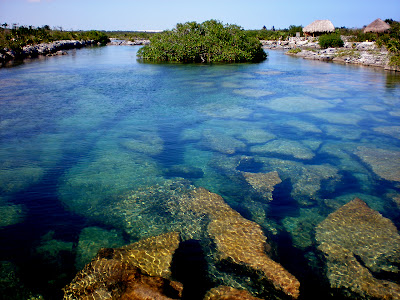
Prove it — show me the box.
[0,46,400,299]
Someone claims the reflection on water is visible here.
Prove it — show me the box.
[0,46,400,299]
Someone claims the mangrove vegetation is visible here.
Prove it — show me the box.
[137,20,267,63]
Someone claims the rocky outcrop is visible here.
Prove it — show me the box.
[354,146,400,182]
[242,171,282,202]
[1,40,95,65]
[284,44,398,71]
[63,232,182,299]
[185,187,300,299]
[109,39,150,46]
[204,286,263,300]
[316,198,400,299]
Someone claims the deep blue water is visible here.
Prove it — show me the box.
[0,46,400,299]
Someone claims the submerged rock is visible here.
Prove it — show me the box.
[259,158,340,205]
[233,89,274,98]
[185,188,300,299]
[373,126,400,140]
[200,103,253,119]
[238,128,276,144]
[315,198,400,299]
[204,286,263,300]
[355,146,400,182]
[251,139,315,160]
[202,129,246,155]
[284,120,322,134]
[164,164,204,179]
[0,198,25,228]
[242,171,282,202]
[310,112,363,125]
[75,226,126,270]
[63,232,182,299]
[261,96,334,113]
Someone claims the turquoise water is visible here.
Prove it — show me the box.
[0,46,400,299]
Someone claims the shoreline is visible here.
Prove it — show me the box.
[1,38,399,72]
[0,39,96,66]
[261,38,400,72]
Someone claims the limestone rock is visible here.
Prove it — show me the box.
[63,232,182,299]
[75,226,126,270]
[355,146,400,182]
[262,96,334,113]
[251,139,315,160]
[242,171,282,202]
[204,286,263,300]
[202,129,246,155]
[316,198,400,299]
[186,188,300,299]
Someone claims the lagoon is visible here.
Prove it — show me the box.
[1,46,400,299]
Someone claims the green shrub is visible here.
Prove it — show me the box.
[287,48,301,54]
[318,33,344,49]
[137,20,267,63]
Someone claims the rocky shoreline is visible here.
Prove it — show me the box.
[261,37,399,72]
[0,39,96,66]
[2,38,399,72]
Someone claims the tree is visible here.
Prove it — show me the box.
[137,20,267,63]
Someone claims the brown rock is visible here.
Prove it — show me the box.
[203,286,262,300]
[184,188,300,299]
[242,171,282,202]
[355,146,400,182]
[316,198,400,299]
[63,232,182,299]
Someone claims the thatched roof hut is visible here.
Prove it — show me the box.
[303,20,335,37]
[363,18,391,33]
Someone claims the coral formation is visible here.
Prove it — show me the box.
[63,232,182,299]
[316,198,400,299]
[204,286,263,300]
[242,171,282,202]
[355,146,400,182]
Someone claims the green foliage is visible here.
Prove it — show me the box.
[246,29,289,40]
[105,31,155,41]
[287,48,302,54]
[137,20,267,63]
[0,24,110,53]
[389,54,400,67]
[287,25,303,37]
[318,33,344,49]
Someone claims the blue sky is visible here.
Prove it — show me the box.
[1,0,399,31]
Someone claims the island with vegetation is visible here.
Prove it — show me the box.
[137,20,267,63]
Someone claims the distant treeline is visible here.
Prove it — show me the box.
[0,24,109,53]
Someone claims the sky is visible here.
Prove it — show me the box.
[1,0,399,31]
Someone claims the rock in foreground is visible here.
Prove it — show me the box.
[316,198,400,299]
[63,232,182,299]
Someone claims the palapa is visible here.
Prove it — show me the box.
[363,18,391,33]
[303,20,335,37]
